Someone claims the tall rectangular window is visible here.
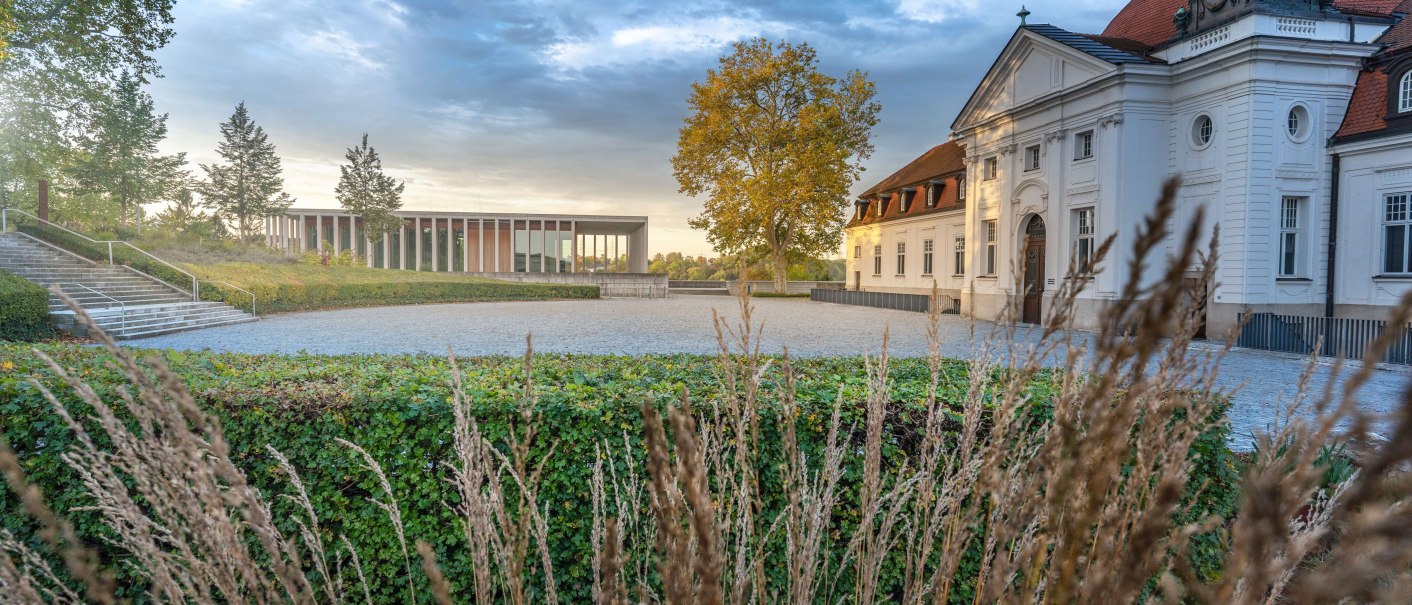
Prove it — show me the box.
[1385,193,1412,274]
[984,157,998,180]
[1073,208,1096,275]
[873,244,883,276]
[957,176,966,201]
[953,236,966,276]
[1025,145,1041,171]
[922,239,934,276]
[896,241,907,275]
[983,220,998,276]
[1075,130,1094,160]
[1279,197,1302,277]
[854,245,862,258]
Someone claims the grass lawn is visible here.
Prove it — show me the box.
[185,261,598,314]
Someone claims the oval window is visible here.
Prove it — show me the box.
[1192,114,1214,148]
[1287,105,1309,140]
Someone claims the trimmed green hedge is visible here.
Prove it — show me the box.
[0,270,53,342]
[189,262,600,313]
[0,346,1238,602]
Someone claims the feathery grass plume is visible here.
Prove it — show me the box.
[446,342,560,605]
[336,437,416,605]
[777,349,847,604]
[416,541,454,605]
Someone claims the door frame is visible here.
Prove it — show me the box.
[1021,214,1047,326]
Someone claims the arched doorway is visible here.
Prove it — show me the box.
[1021,215,1046,325]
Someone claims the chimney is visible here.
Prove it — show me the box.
[38,179,49,221]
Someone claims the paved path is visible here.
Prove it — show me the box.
[130,296,1409,445]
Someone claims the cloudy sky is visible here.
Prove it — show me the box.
[149,0,1128,256]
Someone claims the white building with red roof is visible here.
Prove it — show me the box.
[848,0,1412,340]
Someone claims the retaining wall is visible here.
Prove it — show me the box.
[471,272,667,299]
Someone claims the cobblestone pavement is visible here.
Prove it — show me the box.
[130,296,1409,446]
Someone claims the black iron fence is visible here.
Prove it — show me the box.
[1236,312,1412,365]
[810,289,959,314]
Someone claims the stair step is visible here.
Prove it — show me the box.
[117,315,259,340]
[94,309,251,332]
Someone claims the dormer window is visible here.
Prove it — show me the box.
[927,181,944,208]
[1400,71,1412,114]
[876,196,887,217]
[900,189,915,212]
[957,176,966,201]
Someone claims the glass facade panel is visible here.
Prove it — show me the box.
[529,220,543,272]
[544,223,558,273]
[514,220,528,272]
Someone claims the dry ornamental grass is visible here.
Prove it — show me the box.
[3,178,1412,603]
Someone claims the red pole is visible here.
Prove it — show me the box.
[38,179,49,221]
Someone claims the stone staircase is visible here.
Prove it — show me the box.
[0,232,256,339]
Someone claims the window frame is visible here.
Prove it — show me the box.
[1074,130,1094,160]
[872,244,883,276]
[1278,197,1304,278]
[896,241,907,276]
[1192,114,1214,149]
[1384,192,1412,275]
[1286,105,1311,142]
[983,157,998,181]
[1073,207,1096,276]
[853,245,862,259]
[1024,144,1041,172]
[1400,71,1412,114]
[922,238,934,276]
[957,175,966,201]
[953,235,966,276]
[983,220,998,276]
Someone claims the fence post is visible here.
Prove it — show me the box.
[107,242,113,265]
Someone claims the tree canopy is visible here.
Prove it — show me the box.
[68,73,188,226]
[335,133,405,243]
[0,0,177,209]
[673,38,879,292]
[198,103,295,243]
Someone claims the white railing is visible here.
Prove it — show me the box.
[2,209,200,305]
[70,284,126,335]
[204,279,257,316]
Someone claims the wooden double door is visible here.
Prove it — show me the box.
[1022,216,1046,325]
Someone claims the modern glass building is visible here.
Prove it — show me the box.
[265,210,649,273]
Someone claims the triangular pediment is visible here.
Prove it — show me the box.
[951,28,1120,133]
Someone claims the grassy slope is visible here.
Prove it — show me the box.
[183,261,599,314]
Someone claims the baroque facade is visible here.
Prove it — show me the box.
[846,0,1412,336]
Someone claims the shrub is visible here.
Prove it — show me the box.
[189,262,599,313]
[0,270,53,342]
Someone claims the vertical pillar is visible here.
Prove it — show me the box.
[494,220,501,273]
[383,232,390,270]
[315,215,324,251]
[400,222,408,270]
[463,218,470,272]
[570,222,577,273]
[299,216,307,251]
[365,229,373,268]
[414,217,422,271]
[431,218,439,272]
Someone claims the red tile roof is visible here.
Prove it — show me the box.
[1101,0,1187,48]
[1381,0,1412,51]
[1336,70,1389,139]
[1100,0,1407,49]
[849,142,967,228]
[860,142,965,198]
[1333,0,1406,17]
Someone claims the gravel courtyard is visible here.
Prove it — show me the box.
[131,296,1409,444]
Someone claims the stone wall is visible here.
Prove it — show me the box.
[471,272,668,299]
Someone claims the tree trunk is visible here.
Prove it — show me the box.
[772,249,787,294]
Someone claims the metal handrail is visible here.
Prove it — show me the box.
[204,279,257,317]
[2,207,200,301]
[70,284,126,335]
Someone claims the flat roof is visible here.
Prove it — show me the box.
[282,209,647,235]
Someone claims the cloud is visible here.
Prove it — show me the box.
[299,29,386,71]
[545,16,786,71]
[893,0,981,23]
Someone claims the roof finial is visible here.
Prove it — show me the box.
[1017,5,1031,26]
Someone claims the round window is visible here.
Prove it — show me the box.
[1192,115,1214,147]
[1287,105,1310,140]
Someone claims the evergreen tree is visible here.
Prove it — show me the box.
[335,133,405,242]
[68,73,188,227]
[198,103,295,243]
[153,187,223,238]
